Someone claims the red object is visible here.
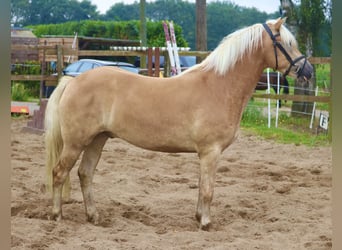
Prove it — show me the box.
[11,106,30,115]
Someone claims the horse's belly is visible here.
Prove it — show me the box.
[107,118,196,152]
[115,129,196,153]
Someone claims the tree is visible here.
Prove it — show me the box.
[11,0,29,26]
[11,0,100,26]
[207,2,272,50]
[280,0,331,117]
[104,3,139,21]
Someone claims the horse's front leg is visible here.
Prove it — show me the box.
[196,147,221,230]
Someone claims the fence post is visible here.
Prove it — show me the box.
[155,47,160,77]
[56,45,63,80]
[164,52,170,77]
[39,42,46,101]
[147,48,153,76]
[328,64,332,142]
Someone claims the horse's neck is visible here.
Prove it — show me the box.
[214,53,265,102]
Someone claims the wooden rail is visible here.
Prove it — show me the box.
[11,75,57,81]
[252,93,330,103]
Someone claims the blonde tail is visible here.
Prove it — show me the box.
[45,76,73,200]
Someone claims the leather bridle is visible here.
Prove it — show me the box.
[262,23,307,77]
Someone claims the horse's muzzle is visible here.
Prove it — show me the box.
[296,58,313,80]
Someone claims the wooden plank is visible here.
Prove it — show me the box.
[178,50,210,58]
[252,93,331,103]
[11,75,57,81]
[39,37,74,44]
[308,57,331,64]
[11,44,57,50]
[76,50,147,57]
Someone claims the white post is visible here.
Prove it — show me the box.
[309,86,319,129]
[267,68,271,128]
[68,32,78,63]
[275,71,280,128]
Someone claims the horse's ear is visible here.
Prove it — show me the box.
[274,17,286,30]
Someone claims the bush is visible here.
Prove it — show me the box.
[11,83,30,101]
[11,61,41,99]
[28,20,188,48]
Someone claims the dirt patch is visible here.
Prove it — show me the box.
[11,117,332,249]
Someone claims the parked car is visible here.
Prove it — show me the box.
[62,59,139,76]
[45,59,139,97]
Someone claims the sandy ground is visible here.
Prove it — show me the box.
[11,117,332,249]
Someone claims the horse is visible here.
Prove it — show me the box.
[255,72,290,107]
[45,18,312,230]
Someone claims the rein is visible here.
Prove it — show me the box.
[262,23,307,77]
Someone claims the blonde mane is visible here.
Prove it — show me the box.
[191,19,297,76]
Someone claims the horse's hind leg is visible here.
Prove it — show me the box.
[196,147,221,230]
[78,133,108,225]
[52,145,82,221]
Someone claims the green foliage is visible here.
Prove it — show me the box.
[11,0,100,26]
[207,2,274,50]
[103,0,275,50]
[29,20,188,47]
[283,0,332,57]
[11,61,41,99]
[13,0,331,54]
[315,64,330,89]
[241,104,267,126]
[11,83,30,101]
[297,0,330,56]
[20,0,278,50]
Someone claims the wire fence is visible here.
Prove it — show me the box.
[246,69,331,138]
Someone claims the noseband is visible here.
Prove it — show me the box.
[262,23,307,77]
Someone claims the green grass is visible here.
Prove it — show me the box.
[241,104,330,147]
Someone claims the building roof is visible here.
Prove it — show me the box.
[11,28,36,38]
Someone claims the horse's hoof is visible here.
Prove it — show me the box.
[87,213,100,225]
[200,222,211,231]
[199,216,211,231]
[50,213,62,222]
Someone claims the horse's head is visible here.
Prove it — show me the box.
[262,18,313,80]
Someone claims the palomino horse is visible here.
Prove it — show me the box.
[45,18,313,230]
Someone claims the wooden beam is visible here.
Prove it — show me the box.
[308,57,331,64]
[11,75,57,81]
[252,93,331,103]
[76,50,147,57]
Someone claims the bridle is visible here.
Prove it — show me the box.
[262,23,308,77]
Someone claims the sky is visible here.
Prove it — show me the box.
[90,0,280,14]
